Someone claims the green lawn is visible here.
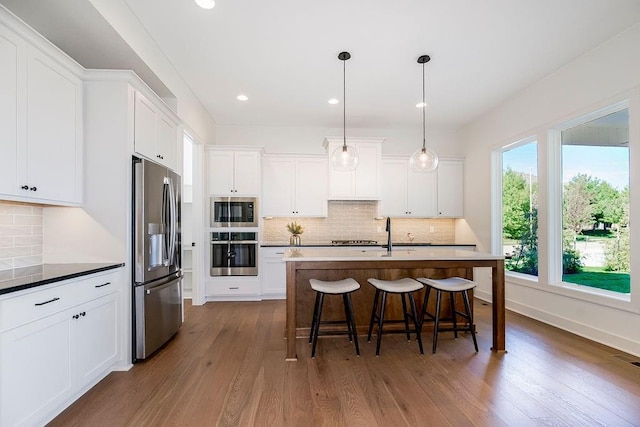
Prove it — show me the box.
[563,267,630,293]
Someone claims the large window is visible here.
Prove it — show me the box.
[561,108,630,294]
[502,140,538,277]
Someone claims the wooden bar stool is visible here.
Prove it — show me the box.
[417,277,479,354]
[366,278,424,355]
[308,278,360,358]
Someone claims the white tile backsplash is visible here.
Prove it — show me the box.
[261,201,456,245]
[0,201,44,270]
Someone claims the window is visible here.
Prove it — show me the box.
[560,108,630,294]
[502,140,538,277]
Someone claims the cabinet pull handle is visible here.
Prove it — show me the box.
[95,282,111,288]
[35,297,60,306]
[229,286,239,290]
[276,252,284,255]
[21,185,29,190]
[73,314,80,319]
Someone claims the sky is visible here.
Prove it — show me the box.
[503,142,629,190]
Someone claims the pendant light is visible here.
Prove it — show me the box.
[331,51,359,171]
[409,54,439,173]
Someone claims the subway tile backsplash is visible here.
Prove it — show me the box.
[261,201,455,245]
[0,201,44,270]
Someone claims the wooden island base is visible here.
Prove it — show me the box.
[286,256,505,361]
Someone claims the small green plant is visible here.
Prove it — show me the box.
[286,221,304,235]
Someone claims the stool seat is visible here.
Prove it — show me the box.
[418,277,475,292]
[367,278,423,293]
[310,278,360,294]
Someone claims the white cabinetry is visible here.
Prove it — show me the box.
[260,247,287,299]
[324,138,383,200]
[134,91,178,170]
[436,159,464,217]
[379,157,437,217]
[0,22,82,205]
[205,277,261,300]
[0,270,120,427]
[207,148,261,196]
[262,155,327,217]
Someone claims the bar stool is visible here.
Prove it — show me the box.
[308,278,360,358]
[417,277,479,354]
[366,278,424,355]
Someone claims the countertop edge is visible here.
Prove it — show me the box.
[0,263,125,296]
[261,243,476,248]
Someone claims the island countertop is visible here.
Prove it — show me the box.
[283,247,501,262]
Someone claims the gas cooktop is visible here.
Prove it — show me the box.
[331,239,379,246]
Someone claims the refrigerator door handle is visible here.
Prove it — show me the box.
[162,177,171,266]
[167,177,177,266]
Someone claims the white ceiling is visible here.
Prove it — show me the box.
[3,0,640,132]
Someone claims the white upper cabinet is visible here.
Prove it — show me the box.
[324,138,383,200]
[436,159,464,217]
[262,155,327,217]
[134,91,178,170]
[379,158,437,217]
[0,23,82,205]
[207,148,261,196]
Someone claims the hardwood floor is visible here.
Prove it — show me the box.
[49,300,640,426]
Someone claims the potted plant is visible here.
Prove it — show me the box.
[286,221,304,246]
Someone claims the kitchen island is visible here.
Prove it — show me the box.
[284,247,505,360]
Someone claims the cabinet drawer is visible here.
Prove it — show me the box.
[1,284,78,331]
[75,271,119,302]
[206,280,260,296]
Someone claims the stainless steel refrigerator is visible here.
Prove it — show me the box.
[132,157,182,361]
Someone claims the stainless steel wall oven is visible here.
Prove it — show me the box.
[210,232,258,276]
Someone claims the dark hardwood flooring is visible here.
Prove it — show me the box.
[49,300,640,426]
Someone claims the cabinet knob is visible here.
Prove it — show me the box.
[81,311,86,317]
[21,185,29,190]
[73,314,79,320]
[30,186,37,191]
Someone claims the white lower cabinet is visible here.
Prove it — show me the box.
[0,270,120,427]
[205,277,261,300]
[74,294,118,391]
[260,247,287,299]
[1,309,74,427]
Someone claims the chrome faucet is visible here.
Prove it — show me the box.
[386,216,392,252]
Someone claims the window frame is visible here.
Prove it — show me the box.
[492,93,639,313]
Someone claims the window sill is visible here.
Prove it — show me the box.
[506,271,638,314]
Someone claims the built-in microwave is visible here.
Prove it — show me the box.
[210,197,257,228]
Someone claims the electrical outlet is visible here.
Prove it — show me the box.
[429,226,435,233]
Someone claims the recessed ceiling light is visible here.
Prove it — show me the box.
[416,102,427,108]
[328,98,339,105]
[195,0,215,9]
[237,94,248,101]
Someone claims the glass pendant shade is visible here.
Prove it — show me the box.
[331,144,359,171]
[409,146,439,172]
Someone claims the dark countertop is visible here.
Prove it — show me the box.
[0,263,124,296]
[260,242,476,248]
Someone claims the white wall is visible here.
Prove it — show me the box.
[88,0,216,144]
[215,123,462,157]
[459,23,640,356]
